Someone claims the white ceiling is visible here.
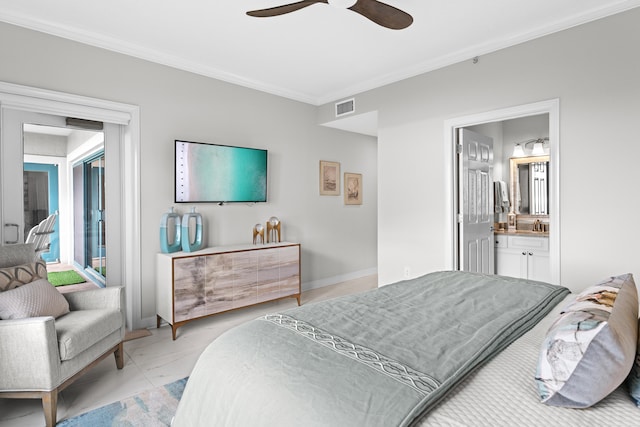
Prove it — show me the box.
[1,0,639,106]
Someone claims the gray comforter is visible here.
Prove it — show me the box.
[173,271,569,426]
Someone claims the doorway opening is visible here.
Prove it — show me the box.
[444,99,560,285]
[24,123,105,286]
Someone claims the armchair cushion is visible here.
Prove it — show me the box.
[0,260,47,291]
[0,279,69,320]
[55,309,123,361]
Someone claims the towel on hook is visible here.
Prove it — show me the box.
[494,181,510,213]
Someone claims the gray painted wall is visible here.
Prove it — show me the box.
[0,22,378,325]
[320,8,640,293]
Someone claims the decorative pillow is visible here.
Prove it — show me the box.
[535,273,638,408]
[0,278,70,320]
[627,319,640,406]
[0,260,47,292]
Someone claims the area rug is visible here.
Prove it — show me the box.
[57,377,188,426]
[47,270,86,286]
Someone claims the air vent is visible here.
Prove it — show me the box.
[66,117,104,130]
[335,98,355,117]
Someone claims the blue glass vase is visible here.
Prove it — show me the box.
[181,207,203,252]
[160,207,182,253]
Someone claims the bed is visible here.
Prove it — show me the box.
[172,270,640,426]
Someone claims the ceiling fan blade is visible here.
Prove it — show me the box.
[247,0,328,17]
[348,0,413,30]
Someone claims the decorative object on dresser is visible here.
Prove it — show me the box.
[160,207,182,253]
[181,207,203,252]
[253,223,265,244]
[344,172,362,205]
[266,216,281,243]
[156,242,301,340]
[319,160,340,195]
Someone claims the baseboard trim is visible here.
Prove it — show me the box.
[301,267,378,292]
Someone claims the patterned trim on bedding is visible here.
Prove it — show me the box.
[261,313,440,394]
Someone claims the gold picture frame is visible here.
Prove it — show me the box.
[344,172,362,205]
[319,161,340,195]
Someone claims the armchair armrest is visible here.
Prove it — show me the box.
[63,286,126,337]
[0,317,60,390]
[63,286,124,311]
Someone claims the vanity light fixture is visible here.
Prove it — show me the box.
[532,140,545,155]
[512,143,525,157]
[513,137,549,157]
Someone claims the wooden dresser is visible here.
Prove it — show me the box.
[156,242,300,339]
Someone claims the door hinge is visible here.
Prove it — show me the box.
[457,214,463,223]
[456,143,463,154]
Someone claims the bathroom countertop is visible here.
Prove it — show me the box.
[494,229,549,237]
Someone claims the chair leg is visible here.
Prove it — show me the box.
[42,389,58,427]
[114,341,124,369]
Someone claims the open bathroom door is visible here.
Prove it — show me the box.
[458,128,494,274]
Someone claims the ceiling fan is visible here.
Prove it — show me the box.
[246,0,413,30]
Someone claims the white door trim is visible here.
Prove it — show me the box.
[0,81,142,329]
[443,98,560,285]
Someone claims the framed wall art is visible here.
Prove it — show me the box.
[319,161,340,195]
[344,172,362,205]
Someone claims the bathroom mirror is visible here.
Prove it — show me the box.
[509,155,549,215]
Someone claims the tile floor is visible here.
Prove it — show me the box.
[0,275,377,426]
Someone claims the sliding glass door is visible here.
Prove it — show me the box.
[73,151,106,284]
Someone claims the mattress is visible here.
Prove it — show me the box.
[420,294,640,426]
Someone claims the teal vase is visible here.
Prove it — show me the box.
[181,207,203,252]
[160,207,182,253]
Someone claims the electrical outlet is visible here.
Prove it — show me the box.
[404,266,411,279]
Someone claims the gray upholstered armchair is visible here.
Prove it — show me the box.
[0,243,125,427]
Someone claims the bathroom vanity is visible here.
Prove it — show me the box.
[494,231,550,283]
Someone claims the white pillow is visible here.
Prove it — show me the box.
[535,273,638,408]
[0,278,70,320]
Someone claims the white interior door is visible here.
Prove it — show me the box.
[459,128,494,274]
[0,108,66,245]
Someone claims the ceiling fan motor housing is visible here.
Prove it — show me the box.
[328,0,358,8]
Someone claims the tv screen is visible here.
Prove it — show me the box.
[175,140,268,203]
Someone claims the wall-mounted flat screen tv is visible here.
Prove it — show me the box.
[175,140,268,203]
